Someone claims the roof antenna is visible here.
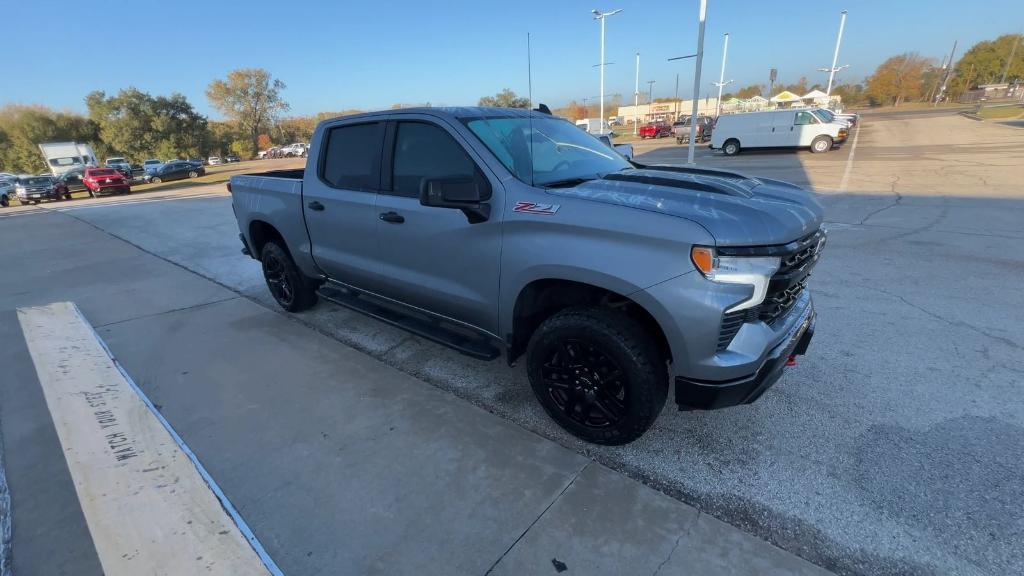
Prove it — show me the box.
[527,32,535,186]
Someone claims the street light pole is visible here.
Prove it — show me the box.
[687,0,707,165]
[647,80,655,107]
[713,33,732,117]
[593,9,623,132]
[825,10,848,96]
[634,52,640,135]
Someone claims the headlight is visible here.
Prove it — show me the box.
[691,246,780,313]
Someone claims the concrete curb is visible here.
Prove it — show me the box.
[0,424,12,576]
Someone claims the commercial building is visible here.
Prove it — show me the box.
[616,97,720,124]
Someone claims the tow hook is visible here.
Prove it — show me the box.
[785,354,798,367]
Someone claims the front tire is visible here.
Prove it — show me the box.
[526,307,668,445]
[722,139,741,156]
[0,194,7,208]
[260,241,318,312]
[151,177,162,184]
[811,135,833,153]
[188,170,198,178]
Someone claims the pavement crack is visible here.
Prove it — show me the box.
[862,285,1022,351]
[857,175,903,225]
[482,462,590,576]
[651,527,685,576]
[93,296,241,329]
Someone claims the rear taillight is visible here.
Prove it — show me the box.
[226,182,232,192]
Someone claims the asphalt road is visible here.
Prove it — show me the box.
[3,111,1022,575]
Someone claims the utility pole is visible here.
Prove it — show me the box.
[593,9,623,132]
[1000,33,1021,85]
[634,52,640,134]
[712,33,733,117]
[647,80,656,108]
[825,10,848,96]
[935,40,957,106]
[687,0,707,164]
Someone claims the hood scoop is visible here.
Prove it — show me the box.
[601,168,754,198]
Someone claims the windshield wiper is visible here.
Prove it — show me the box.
[541,177,596,188]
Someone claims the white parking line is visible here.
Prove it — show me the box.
[17,302,279,576]
[838,125,862,192]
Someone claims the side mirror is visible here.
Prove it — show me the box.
[420,177,491,224]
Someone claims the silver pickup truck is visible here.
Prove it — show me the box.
[229,106,824,445]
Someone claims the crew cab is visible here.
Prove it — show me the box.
[673,116,714,143]
[229,107,824,445]
[638,121,672,139]
[13,175,70,204]
[83,167,131,196]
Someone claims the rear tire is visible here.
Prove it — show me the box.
[723,139,741,156]
[260,241,318,312]
[151,177,162,184]
[188,170,198,178]
[526,307,668,445]
[810,135,832,153]
[0,194,7,208]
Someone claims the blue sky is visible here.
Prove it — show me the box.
[3,0,1022,118]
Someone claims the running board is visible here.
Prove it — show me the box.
[317,285,501,361]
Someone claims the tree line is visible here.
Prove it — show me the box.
[0,68,364,174]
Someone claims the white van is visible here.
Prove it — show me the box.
[710,110,848,155]
[575,118,612,135]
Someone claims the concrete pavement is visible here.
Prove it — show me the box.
[0,200,827,573]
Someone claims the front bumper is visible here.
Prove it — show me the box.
[675,304,815,410]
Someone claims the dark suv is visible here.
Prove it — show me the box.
[673,116,714,144]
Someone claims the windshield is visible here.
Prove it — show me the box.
[812,109,835,122]
[49,157,81,167]
[464,116,630,186]
[22,177,51,185]
[144,160,160,165]
[107,158,126,164]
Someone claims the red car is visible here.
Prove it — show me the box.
[638,121,672,139]
[83,167,131,197]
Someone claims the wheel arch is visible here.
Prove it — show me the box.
[248,219,287,259]
[506,278,671,367]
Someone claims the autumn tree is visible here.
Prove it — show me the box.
[478,88,530,108]
[207,69,289,158]
[832,83,868,107]
[735,84,765,99]
[866,53,932,106]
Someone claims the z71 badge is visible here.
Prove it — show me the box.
[513,201,560,215]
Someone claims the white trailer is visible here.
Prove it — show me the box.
[38,142,98,176]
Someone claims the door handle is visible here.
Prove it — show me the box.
[379,211,405,224]
[308,201,324,211]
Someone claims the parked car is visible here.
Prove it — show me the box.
[145,160,205,184]
[638,121,673,139]
[57,167,88,192]
[811,108,856,129]
[143,159,163,174]
[673,116,714,144]
[104,157,133,178]
[83,167,131,196]
[13,175,69,204]
[0,179,13,207]
[208,156,223,165]
[225,154,241,163]
[280,143,308,157]
[228,106,823,445]
[710,109,848,155]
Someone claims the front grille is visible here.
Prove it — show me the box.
[716,229,824,350]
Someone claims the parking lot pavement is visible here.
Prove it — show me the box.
[5,110,1022,575]
[0,210,828,575]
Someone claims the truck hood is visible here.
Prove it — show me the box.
[547,167,824,246]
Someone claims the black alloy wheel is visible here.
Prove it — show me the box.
[262,247,295,308]
[541,339,627,429]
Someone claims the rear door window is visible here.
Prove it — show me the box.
[320,122,385,191]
